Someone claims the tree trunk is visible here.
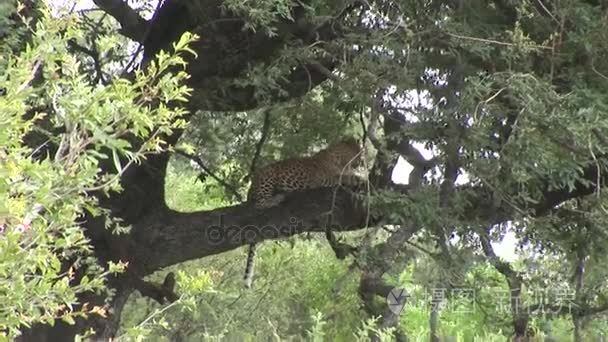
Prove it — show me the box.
[572,250,587,342]
[429,286,442,342]
[573,315,583,342]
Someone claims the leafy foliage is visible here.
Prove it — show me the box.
[0,5,194,338]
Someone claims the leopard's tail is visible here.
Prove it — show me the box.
[243,243,256,288]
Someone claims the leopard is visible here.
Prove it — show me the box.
[243,137,364,288]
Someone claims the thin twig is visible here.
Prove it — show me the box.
[591,59,608,81]
[174,149,243,202]
[115,295,183,341]
[85,130,162,192]
[588,138,601,198]
[534,0,560,24]
[246,109,273,181]
[447,32,552,50]
[17,60,42,93]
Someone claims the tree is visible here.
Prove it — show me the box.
[3,0,608,340]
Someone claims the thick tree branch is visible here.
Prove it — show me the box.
[132,272,178,304]
[133,148,607,279]
[137,0,364,111]
[67,39,106,84]
[480,227,530,337]
[479,227,518,278]
[92,0,369,111]
[533,158,604,215]
[93,0,148,42]
[369,90,438,188]
[132,186,371,275]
